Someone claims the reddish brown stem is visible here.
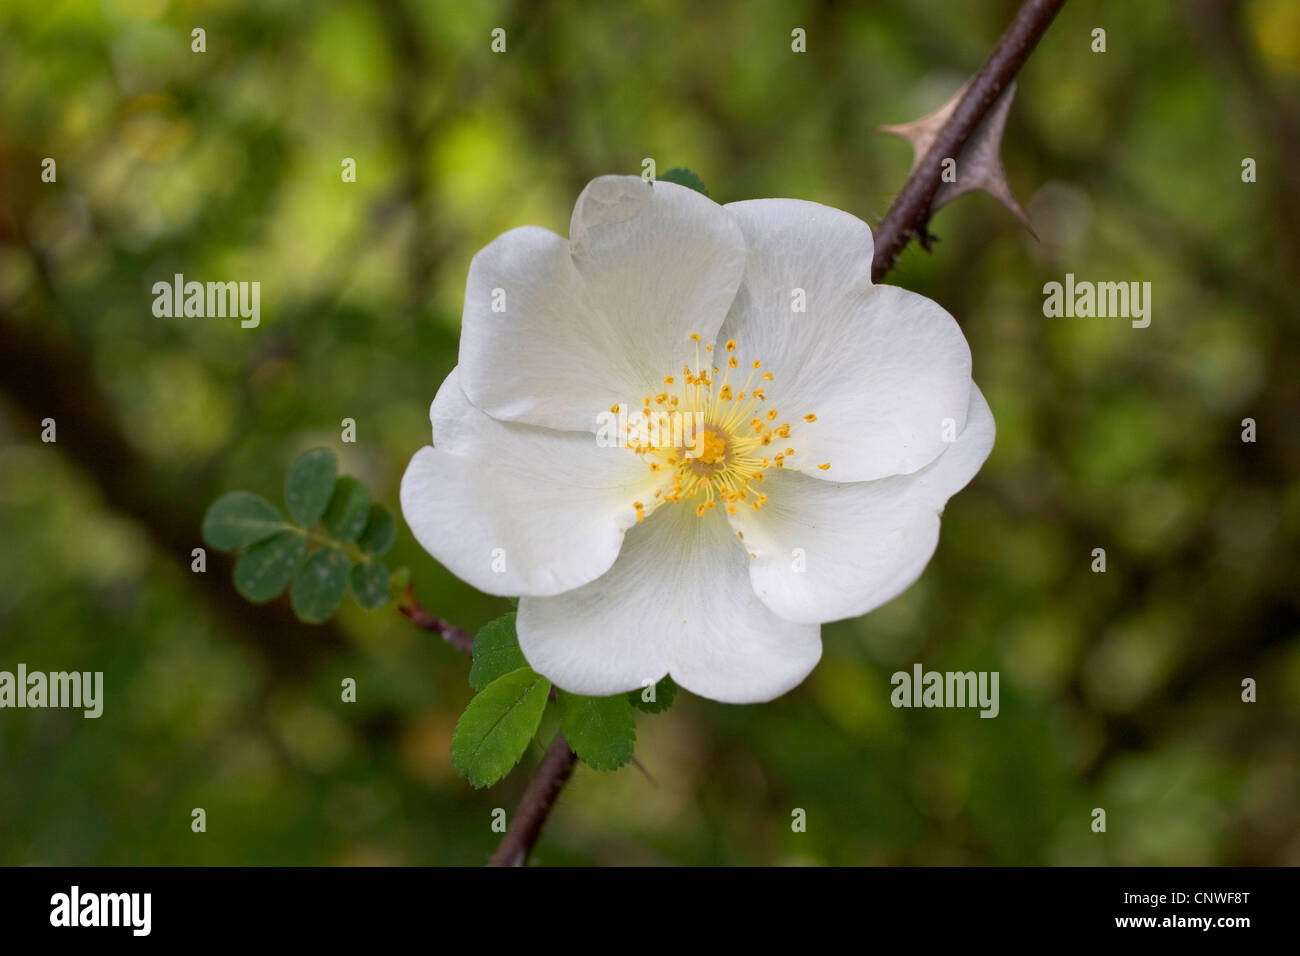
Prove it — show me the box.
[487,733,579,867]
[397,582,474,656]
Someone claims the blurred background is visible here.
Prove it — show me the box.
[2,0,1298,865]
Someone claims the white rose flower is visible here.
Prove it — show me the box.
[401,175,994,704]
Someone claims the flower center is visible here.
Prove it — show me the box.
[622,335,828,523]
[692,426,729,469]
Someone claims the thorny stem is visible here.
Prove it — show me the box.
[487,733,579,868]
[407,0,1067,867]
[870,0,1068,281]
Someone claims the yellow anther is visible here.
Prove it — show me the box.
[817,463,830,471]
[803,413,817,423]
[725,339,737,352]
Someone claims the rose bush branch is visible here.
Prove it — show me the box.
[397,585,579,865]
[487,733,579,868]
[871,0,1067,280]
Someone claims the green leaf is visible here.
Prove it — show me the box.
[290,547,351,623]
[629,675,678,714]
[557,690,636,771]
[233,530,306,603]
[350,560,390,610]
[469,613,526,691]
[284,448,337,526]
[202,491,289,551]
[660,167,708,197]
[451,668,551,788]
[356,504,395,555]
[320,477,370,542]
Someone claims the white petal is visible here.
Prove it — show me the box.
[517,503,822,704]
[458,177,746,432]
[729,382,995,624]
[719,198,972,481]
[399,368,660,597]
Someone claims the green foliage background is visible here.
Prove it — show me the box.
[2,0,1298,865]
